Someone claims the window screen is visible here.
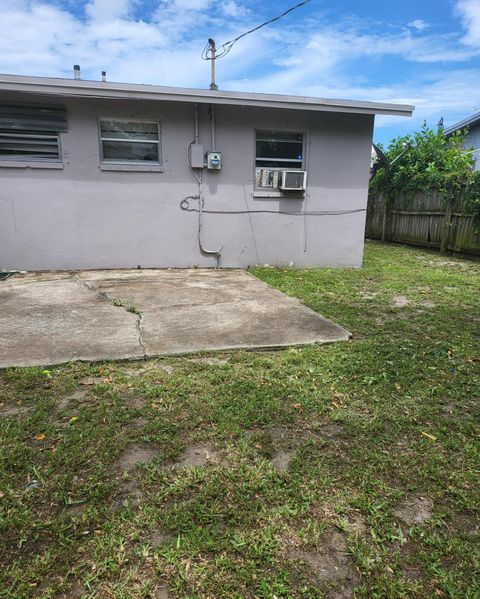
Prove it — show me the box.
[99,119,160,163]
[255,131,303,169]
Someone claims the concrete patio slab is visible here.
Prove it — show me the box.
[0,269,351,368]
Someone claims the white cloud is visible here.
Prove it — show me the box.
[456,0,480,46]
[165,0,211,11]
[267,25,479,86]
[85,0,132,21]
[408,19,429,31]
[222,0,247,18]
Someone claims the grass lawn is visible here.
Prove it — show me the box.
[0,241,479,599]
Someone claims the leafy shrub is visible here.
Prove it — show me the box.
[464,170,480,228]
[370,123,480,228]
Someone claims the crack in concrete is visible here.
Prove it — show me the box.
[75,276,113,304]
[75,275,147,359]
[135,313,147,360]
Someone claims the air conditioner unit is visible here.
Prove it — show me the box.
[280,170,307,191]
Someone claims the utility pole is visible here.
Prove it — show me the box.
[208,39,218,90]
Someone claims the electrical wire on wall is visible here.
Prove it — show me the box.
[179,197,367,217]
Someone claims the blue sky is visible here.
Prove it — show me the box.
[0,0,479,145]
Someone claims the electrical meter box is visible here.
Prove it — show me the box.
[207,151,222,170]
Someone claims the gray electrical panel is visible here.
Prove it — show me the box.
[189,143,204,168]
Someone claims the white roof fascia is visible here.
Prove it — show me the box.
[0,74,414,117]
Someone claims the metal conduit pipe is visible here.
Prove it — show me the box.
[210,104,216,150]
[189,104,223,265]
[193,103,200,144]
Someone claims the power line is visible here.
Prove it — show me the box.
[202,0,312,61]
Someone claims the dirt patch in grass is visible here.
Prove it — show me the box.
[358,291,378,300]
[149,528,174,547]
[392,295,412,308]
[442,402,457,416]
[80,376,107,386]
[63,501,86,516]
[122,362,174,376]
[450,513,480,538]
[122,366,149,377]
[113,445,159,507]
[131,416,149,429]
[402,563,423,582]
[0,402,28,417]
[271,450,294,472]
[391,295,435,309]
[173,444,218,468]
[288,529,359,596]
[56,389,90,411]
[113,477,144,508]
[341,512,367,537]
[267,422,340,443]
[155,363,175,375]
[188,357,229,366]
[124,395,148,409]
[420,300,435,308]
[257,423,341,471]
[394,496,434,526]
[440,401,472,420]
[56,580,85,598]
[117,445,159,472]
[428,259,470,269]
[319,423,345,439]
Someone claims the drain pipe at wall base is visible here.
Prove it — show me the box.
[190,103,223,265]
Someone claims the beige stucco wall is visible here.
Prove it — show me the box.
[0,93,374,270]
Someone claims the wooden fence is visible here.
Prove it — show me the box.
[366,191,480,255]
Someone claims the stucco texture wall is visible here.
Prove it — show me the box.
[0,93,374,270]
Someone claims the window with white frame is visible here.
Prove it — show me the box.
[255,130,304,189]
[99,119,161,163]
[0,103,66,162]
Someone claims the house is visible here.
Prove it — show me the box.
[444,110,480,170]
[0,73,413,271]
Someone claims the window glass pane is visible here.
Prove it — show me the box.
[256,131,303,142]
[102,140,159,162]
[256,159,302,169]
[100,120,158,141]
[256,140,303,160]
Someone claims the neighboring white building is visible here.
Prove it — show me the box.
[445,111,480,171]
[0,73,413,271]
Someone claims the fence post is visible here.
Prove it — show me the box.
[440,198,453,253]
[381,195,392,242]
